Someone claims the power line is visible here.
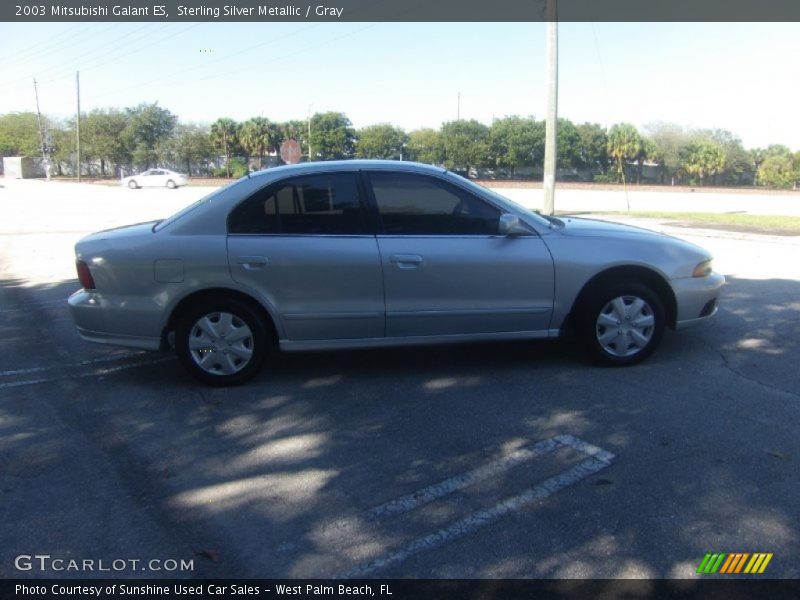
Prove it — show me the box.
[159,23,380,95]
[0,24,188,106]
[30,23,174,79]
[3,23,103,62]
[90,23,320,101]
[0,24,118,86]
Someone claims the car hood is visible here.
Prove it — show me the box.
[557,217,669,239]
[552,216,712,263]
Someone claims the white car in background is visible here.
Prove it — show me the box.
[122,169,188,189]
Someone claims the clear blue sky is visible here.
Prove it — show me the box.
[1,21,798,150]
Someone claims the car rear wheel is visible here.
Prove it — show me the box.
[166,179,176,189]
[128,180,138,189]
[581,283,665,366]
[175,299,268,385]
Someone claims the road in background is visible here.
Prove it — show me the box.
[494,185,800,216]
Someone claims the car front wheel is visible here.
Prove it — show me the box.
[166,179,176,189]
[582,283,665,366]
[175,299,268,385]
[128,180,138,189]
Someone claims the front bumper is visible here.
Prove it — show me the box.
[672,271,726,329]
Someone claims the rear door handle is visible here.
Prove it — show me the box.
[236,256,268,270]
[390,254,424,269]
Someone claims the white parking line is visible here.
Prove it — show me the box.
[336,435,615,578]
[0,357,174,390]
[364,437,562,520]
[0,299,69,313]
[0,352,149,377]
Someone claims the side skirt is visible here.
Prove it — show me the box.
[279,329,561,352]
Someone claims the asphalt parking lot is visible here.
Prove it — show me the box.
[1,180,798,579]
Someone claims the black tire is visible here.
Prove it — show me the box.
[175,298,269,385]
[580,283,665,366]
[166,179,176,189]
[128,180,138,189]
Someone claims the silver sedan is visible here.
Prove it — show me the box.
[69,161,724,385]
[121,168,188,189]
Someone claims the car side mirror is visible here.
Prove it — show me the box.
[499,213,531,236]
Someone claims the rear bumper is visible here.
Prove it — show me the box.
[68,289,164,350]
[672,271,725,329]
[75,326,162,350]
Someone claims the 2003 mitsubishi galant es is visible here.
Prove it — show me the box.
[68,161,725,385]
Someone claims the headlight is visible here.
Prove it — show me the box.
[692,259,713,278]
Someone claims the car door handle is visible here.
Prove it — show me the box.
[236,256,268,269]
[390,254,424,269]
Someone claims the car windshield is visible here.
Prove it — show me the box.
[153,187,221,231]
[447,174,553,228]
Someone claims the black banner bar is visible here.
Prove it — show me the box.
[3,579,800,600]
[3,0,800,23]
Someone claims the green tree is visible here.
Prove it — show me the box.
[555,118,582,170]
[0,112,43,157]
[749,148,766,186]
[81,109,130,176]
[49,124,75,176]
[764,144,793,158]
[309,112,356,160]
[124,103,177,170]
[703,129,750,185]
[277,120,305,152]
[634,137,658,184]
[239,117,280,169]
[680,140,725,185]
[160,123,215,176]
[406,128,444,165]
[644,122,689,184]
[440,119,490,173]
[575,122,608,173]
[489,116,544,175]
[757,154,796,189]
[210,118,238,177]
[355,123,407,160]
[607,123,642,184]
[795,151,800,188]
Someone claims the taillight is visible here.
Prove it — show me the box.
[76,260,96,289]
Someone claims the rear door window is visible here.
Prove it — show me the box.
[228,172,369,235]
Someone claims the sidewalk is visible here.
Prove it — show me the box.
[584,214,800,246]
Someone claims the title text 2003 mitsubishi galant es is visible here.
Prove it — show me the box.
[68,161,724,385]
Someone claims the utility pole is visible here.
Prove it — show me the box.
[542,0,558,216]
[307,104,313,162]
[457,91,461,120]
[76,71,81,182]
[33,78,50,181]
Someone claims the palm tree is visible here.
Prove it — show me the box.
[635,137,658,184]
[749,148,765,186]
[681,141,725,186]
[210,118,238,177]
[239,117,279,170]
[607,123,642,185]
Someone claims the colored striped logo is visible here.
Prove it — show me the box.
[696,552,773,574]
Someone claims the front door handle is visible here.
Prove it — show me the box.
[236,256,268,270]
[390,254,424,269]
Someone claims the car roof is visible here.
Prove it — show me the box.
[247,160,448,182]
